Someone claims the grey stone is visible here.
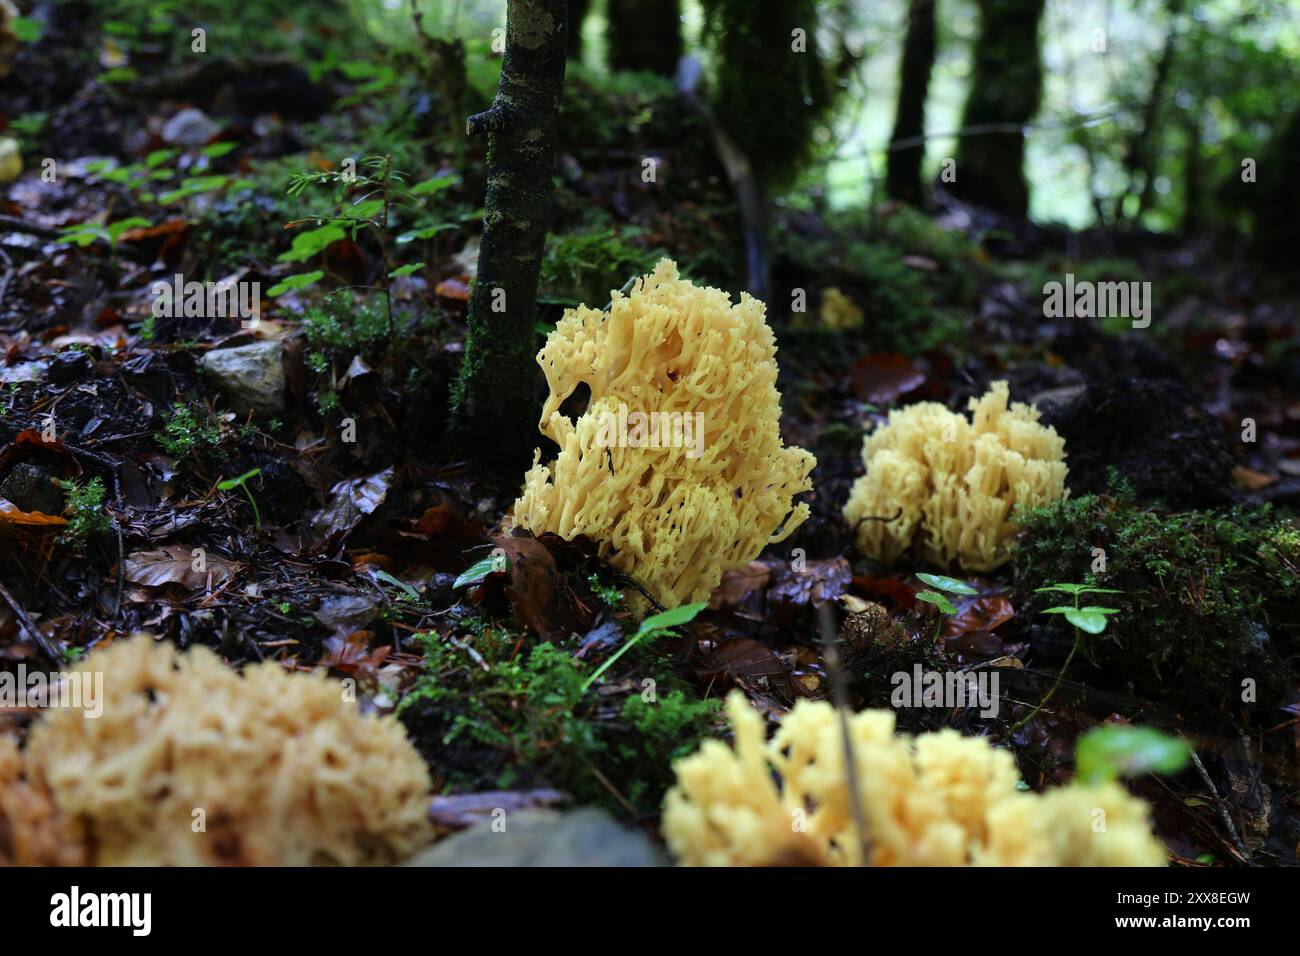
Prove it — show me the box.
[161,108,220,147]
[199,341,285,416]
[403,807,667,867]
[0,463,63,516]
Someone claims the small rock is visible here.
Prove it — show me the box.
[161,108,219,147]
[199,341,285,416]
[0,463,63,515]
[402,808,667,867]
[48,349,94,386]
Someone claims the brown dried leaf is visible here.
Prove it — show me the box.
[123,544,237,590]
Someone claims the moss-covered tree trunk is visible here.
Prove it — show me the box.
[607,0,682,75]
[885,0,937,206]
[451,0,568,466]
[951,0,1045,216]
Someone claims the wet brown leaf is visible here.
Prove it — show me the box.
[123,544,237,590]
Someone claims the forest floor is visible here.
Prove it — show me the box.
[1,4,1297,865]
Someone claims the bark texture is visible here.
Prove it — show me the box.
[607,0,682,75]
[951,0,1046,216]
[885,0,938,206]
[451,0,568,466]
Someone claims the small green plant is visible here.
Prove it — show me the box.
[216,468,263,531]
[1010,583,1121,732]
[1075,724,1191,784]
[914,572,977,640]
[55,478,111,549]
[582,601,707,691]
[156,402,224,457]
[586,571,625,610]
[453,550,511,589]
[397,621,718,812]
[281,156,454,335]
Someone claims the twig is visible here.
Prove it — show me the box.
[0,244,13,310]
[1187,744,1251,863]
[0,577,61,665]
[817,602,871,865]
[611,569,665,614]
[0,214,64,240]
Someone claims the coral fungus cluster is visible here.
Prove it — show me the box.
[512,259,816,606]
[663,693,1166,867]
[2,637,432,866]
[843,380,1068,571]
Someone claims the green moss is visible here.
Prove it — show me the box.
[156,402,225,458]
[1012,482,1299,708]
[539,226,666,307]
[558,65,685,151]
[699,0,834,190]
[398,621,720,815]
[55,478,111,550]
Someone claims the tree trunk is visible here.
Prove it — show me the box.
[885,0,938,206]
[1180,106,1201,236]
[567,0,589,58]
[451,0,568,467]
[951,0,1046,217]
[607,0,682,75]
[1118,0,1183,225]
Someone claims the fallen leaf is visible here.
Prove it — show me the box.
[435,276,471,304]
[117,219,189,243]
[942,594,1015,640]
[767,558,852,624]
[708,560,771,610]
[312,590,382,640]
[123,545,237,590]
[0,497,66,528]
[849,353,929,406]
[697,637,787,686]
[1232,466,1276,491]
[310,467,393,539]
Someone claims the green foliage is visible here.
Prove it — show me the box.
[216,468,263,531]
[776,208,979,352]
[156,402,225,458]
[1075,725,1191,785]
[582,602,708,691]
[539,227,665,307]
[558,65,685,151]
[55,478,111,549]
[586,571,625,610]
[1013,485,1300,702]
[398,624,719,815]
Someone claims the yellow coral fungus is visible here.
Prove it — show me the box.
[843,380,1067,571]
[0,735,87,866]
[512,259,816,606]
[663,693,1166,867]
[21,637,433,866]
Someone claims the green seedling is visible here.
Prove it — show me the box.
[453,550,511,589]
[581,601,707,692]
[217,468,263,531]
[1010,583,1122,732]
[1075,724,1191,785]
[914,572,978,639]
